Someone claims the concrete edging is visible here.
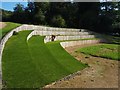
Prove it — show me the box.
[60,39,106,48]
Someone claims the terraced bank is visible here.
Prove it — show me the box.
[2,31,87,88]
[1,22,117,89]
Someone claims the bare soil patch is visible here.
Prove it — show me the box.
[0,22,6,29]
[45,43,119,88]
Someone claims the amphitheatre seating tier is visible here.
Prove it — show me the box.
[60,40,105,48]
[32,30,92,36]
[44,35,95,43]
[19,24,88,32]
[34,28,88,32]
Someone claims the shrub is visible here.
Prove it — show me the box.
[51,15,66,28]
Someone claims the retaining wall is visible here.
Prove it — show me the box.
[44,35,95,43]
[32,30,92,36]
[60,39,105,48]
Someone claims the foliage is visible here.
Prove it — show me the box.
[51,15,66,27]
[2,31,87,88]
[77,2,100,30]
[33,2,49,24]
[77,44,119,60]
[1,9,13,21]
[11,3,26,23]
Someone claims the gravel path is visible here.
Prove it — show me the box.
[44,43,119,88]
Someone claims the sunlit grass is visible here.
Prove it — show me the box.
[2,31,87,88]
[0,22,21,38]
[77,44,119,60]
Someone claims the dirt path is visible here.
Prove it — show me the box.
[45,43,119,88]
[0,22,6,29]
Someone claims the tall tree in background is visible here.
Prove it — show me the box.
[24,2,35,23]
[1,9,13,21]
[33,2,49,25]
[46,2,67,27]
[77,2,100,30]
[46,2,78,28]
[12,3,25,23]
[96,2,120,34]
[112,2,120,34]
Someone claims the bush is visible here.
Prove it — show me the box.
[51,15,66,28]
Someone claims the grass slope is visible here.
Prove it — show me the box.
[46,41,86,72]
[77,44,119,60]
[2,31,87,88]
[2,31,37,88]
[0,22,21,38]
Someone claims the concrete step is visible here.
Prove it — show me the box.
[35,28,88,32]
[60,39,104,48]
[44,35,95,43]
[33,30,93,36]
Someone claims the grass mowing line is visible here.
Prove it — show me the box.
[76,44,119,60]
[2,31,87,88]
[0,22,21,38]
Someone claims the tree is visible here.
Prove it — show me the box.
[24,2,35,23]
[77,2,100,30]
[46,2,78,28]
[51,15,66,27]
[33,2,49,24]
[12,3,25,23]
[1,9,13,21]
[14,3,24,13]
[97,2,120,34]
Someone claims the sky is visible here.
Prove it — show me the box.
[0,1,28,11]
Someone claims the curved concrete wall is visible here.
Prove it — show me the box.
[27,30,95,43]
[33,30,92,36]
[60,39,105,48]
[44,35,95,43]
[35,26,87,32]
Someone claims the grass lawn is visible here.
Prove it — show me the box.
[0,22,21,38]
[2,31,87,88]
[77,44,119,60]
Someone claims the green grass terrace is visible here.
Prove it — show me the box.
[76,44,119,61]
[2,31,87,88]
[0,22,21,38]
